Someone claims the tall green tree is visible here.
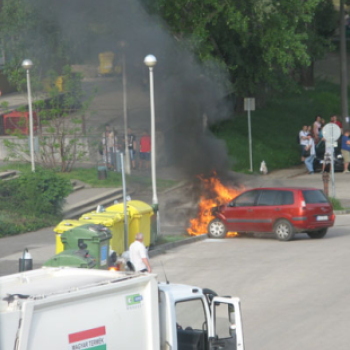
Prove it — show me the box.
[143,0,335,97]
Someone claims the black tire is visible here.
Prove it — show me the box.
[208,219,227,239]
[274,219,295,241]
[307,228,328,239]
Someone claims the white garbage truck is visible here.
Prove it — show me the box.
[0,268,244,350]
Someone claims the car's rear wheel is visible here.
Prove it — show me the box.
[208,219,227,239]
[307,228,328,239]
[274,219,295,241]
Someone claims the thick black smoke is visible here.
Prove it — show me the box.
[30,0,233,177]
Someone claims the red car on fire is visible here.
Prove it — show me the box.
[208,187,335,241]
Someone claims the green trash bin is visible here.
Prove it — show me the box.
[61,224,112,269]
[53,220,85,254]
[79,212,125,255]
[43,249,96,269]
[106,200,154,246]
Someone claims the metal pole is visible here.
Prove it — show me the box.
[248,105,253,172]
[149,67,158,206]
[26,69,35,172]
[330,142,336,198]
[120,153,128,251]
[340,0,349,129]
[122,51,131,174]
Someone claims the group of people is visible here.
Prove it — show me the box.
[101,124,151,171]
[299,115,350,174]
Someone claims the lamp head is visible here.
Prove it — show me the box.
[144,55,157,67]
[21,59,33,70]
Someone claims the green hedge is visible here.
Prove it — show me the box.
[0,168,72,237]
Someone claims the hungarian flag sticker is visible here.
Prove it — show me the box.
[69,326,107,350]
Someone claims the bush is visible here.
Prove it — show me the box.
[0,168,72,216]
[15,168,73,216]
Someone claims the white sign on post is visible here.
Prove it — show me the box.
[322,123,341,198]
[244,98,255,111]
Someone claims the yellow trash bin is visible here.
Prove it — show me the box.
[53,220,84,254]
[106,200,154,247]
[98,52,115,75]
[79,212,125,256]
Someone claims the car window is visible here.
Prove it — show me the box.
[275,191,294,205]
[302,190,328,204]
[234,190,258,207]
[257,190,294,206]
[257,190,278,206]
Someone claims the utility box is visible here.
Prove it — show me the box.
[53,220,84,254]
[43,249,96,269]
[61,224,112,269]
[3,110,38,135]
[79,212,125,255]
[106,200,154,246]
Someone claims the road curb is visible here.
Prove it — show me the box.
[149,234,207,258]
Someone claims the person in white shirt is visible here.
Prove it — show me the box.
[129,233,151,273]
[299,125,309,161]
[304,134,316,174]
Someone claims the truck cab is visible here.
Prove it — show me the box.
[159,283,244,350]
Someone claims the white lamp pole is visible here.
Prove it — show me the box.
[121,41,131,174]
[21,59,35,172]
[144,55,158,207]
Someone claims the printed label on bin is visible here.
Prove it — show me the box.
[68,326,106,350]
[126,293,143,310]
[100,245,108,266]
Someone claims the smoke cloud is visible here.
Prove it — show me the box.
[29,0,234,178]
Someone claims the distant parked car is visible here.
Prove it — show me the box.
[208,187,335,241]
[313,139,349,172]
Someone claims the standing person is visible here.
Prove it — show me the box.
[127,128,137,169]
[313,115,322,145]
[299,125,309,162]
[331,115,343,131]
[341,130,350,173]
[102,123,115,169]
[129,233,151,273]
[139,130,151,170]
[322,139,333,173]
[304,134,316,174]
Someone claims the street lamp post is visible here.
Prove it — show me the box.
[144,55,158,206]
[121,41,131,174]
[21,59,35,172]
[144,54,159,234]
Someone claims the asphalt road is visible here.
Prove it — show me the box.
[151,215,350,350]
[1,214,349,350]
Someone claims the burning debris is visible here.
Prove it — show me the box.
[187,172,244,237]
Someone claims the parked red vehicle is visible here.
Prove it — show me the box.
[208,187,335,241]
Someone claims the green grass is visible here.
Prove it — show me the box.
[211,81,343,173]
[0,163,179,190]
[155,234,190,245]
[328,197,344,211]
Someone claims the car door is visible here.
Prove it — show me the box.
[223,190,260,232]
[253,189,279,232]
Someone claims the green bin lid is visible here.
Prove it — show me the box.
[61,224,112,243]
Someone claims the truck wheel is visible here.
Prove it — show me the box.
[208,219,227,239]
[307,228,328,239]
[274,219,295,241]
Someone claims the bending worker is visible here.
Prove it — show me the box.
[129,233,151,273]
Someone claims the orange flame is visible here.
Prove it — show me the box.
[187,173,244,236]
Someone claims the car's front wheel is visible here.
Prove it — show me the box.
[208,219,227,239]
[307,228,328,239]
[274,219,295,241]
